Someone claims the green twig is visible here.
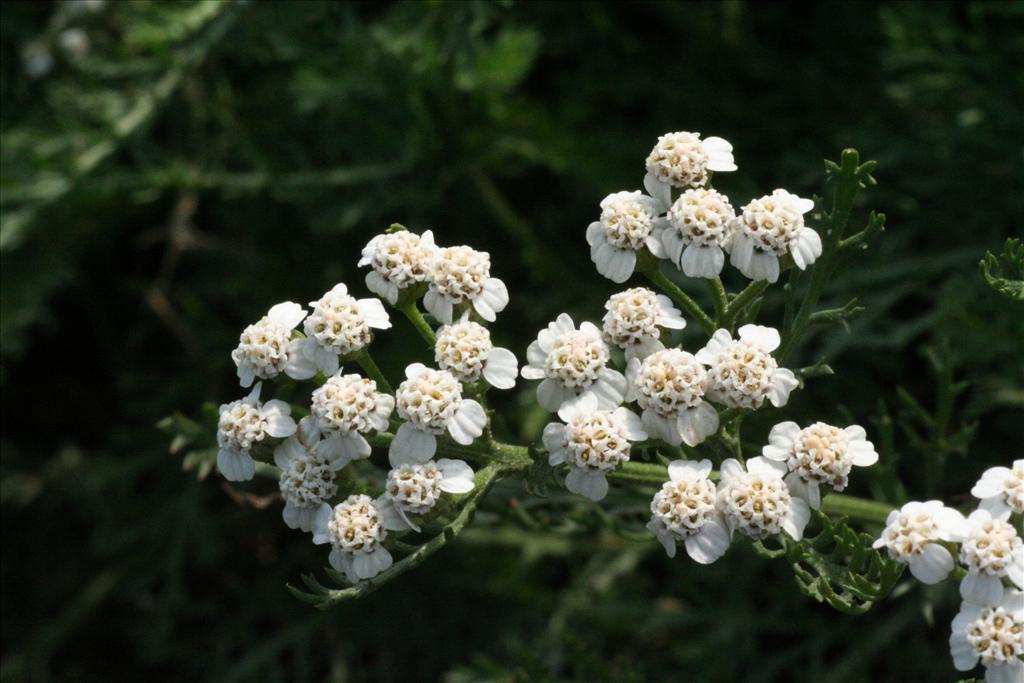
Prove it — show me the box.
[297,463,502,608]
[707,277,729,324]
[399,301,437,347]
[642,268,715,333]
[352,348,393,395]
[722,280,770,329]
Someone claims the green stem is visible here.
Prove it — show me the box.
[295,463,503,608]
[608,461,892,526]
[820,493,892,526]
[722,280,770,329]
[779,150,868,362]
[399,301,437,347]
[707,277,728,325]
[352,348,392,394]
[642,269,715,334]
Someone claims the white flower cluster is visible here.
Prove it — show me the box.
[522,303,812,508]
[864,460,1024,681]
[587,131,821,283]
[218,223,521,584]
[216,382,296,482]
[359,228,509,324]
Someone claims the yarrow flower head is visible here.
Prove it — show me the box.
[949,590,1024,683]
[543,393,646,501]
[730,189,822,283]
[717,456,810,541]
[313,494,402,583]
[423,245,508,324]
[972,460,1024,520]
[389,363,486,466]
[695,325,799,410]
[643,131,737,206]
[376,459,476,532]
[231,301,312,387]
[872,500,968,585]
[309,370,394,465]
[625,348,719,447]
[601,287,686,362]
[434,313,518,389]
[586,190,667,283]
[216,382,296,482]
[359,229,437,304]
[298,283,390,374]
[521,313,627,413]
[662,188,737,278]
[762,421,879,510]
[647,459,730,564]
[274,418,341,532]
[958,509,1024,606]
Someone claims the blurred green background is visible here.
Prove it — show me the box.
[2,1,1022,681]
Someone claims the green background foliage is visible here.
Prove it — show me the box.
[1,1,1022,681]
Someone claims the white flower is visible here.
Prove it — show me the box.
[521,313,628,413]
[358,229,437,305]
[423,245,508,324]
[643,131,737,206]
[313,494,402,583]
[972,460,1024,521]
[434,314,518,389]
[601,287,686,362]
[647,459,731,564]
[949,590,1024,683]
[761,421,879,510]
[376,459,476,532]
[662,188,737,279]
[274,419,341,532]
[298,283,390,374]
[586,191,668,283]
[872,500,968,585]
[310,371,394,465]
[625,349,719,447]
[542,393,647,501]
[730,189,822,283]
[717,456,811,541]
[216,382,296,482]
[389,364,486,466]
[231,302,313,387]
[695,325,799,410]
[959,509,1024,605]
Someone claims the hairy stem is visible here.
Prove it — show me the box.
[707,277,729,324]
[722,280,770,329]
[352,348,393,395]
[399,301,437,347]
[642,269,715,333]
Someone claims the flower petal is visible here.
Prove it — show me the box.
[565,468,609,501]
[267,301,306,329]
[388,422,436,466]
[437,458,476,494]
[217,449,255,482]
[357,298,391,330]
[908,543,954,584]
[684,516,731,564]
[538,378,576,413]
[423,289,454,325]
[483,347,518,389]
[448,399,486,445]
[681,243,725,279]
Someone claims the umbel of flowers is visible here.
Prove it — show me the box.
[202,133,1021,682]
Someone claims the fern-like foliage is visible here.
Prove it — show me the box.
[979,238,1024,301]
[755,513,904,615]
